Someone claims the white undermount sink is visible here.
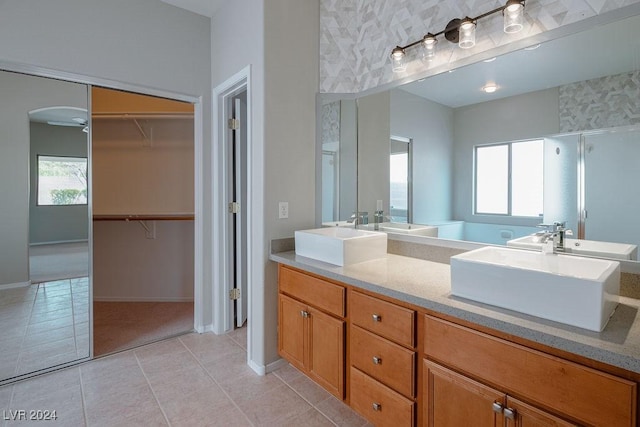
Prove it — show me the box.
[450,246,620,331]
[294,227,387,266]
[357,222,439,237]
[507,235,638,261]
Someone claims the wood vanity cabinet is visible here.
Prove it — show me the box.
[424,361,576,426]
[349,291,417,426]
[423,315,637,426]
[276,264,639,426]
[278,265,346,399]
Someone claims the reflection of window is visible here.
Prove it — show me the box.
[475,140,543,217]
[37,155,88,206]
[390,136,411,223]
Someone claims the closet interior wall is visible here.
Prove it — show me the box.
[91,87,195,351]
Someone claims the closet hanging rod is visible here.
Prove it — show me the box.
[92,113,193,120]
[93,214,195,221]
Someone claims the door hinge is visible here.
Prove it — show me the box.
[229,288,241,300]
[228,118,240,130]
[228,202,240,213]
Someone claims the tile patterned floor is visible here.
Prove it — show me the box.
[0,279,90,381]
[0,329,370,426]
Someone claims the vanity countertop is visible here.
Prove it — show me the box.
[270,250,640,375]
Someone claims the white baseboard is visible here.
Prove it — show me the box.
[249,357,288,376]
[93,296,194,303]
[195,323,214,333]
[0,280,32,290]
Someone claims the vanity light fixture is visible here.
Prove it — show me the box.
[390,0,525,71]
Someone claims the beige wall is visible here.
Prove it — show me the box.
[357,91,391,216]
[92,119,194,215]
[263,0,320,366]
[93,221,194,301]
[29,122,89,244]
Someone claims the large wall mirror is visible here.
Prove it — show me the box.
[0,70,90,383]
[320,12,640,263]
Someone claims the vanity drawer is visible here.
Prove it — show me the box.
[279,265,345,317]
[350,291,415,347]
[424,315,637,427]
[351,325,415,398]
[350,367,414,427]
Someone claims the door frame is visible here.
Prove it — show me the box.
[212,66,252,336]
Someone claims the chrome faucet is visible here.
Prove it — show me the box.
[374,209,384,231]
[347,211,369,227]
[537,222,573,253]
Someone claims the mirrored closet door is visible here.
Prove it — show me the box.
[0,70,91,384]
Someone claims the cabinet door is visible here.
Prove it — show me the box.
[278,293,307,371]
[424,360,505,427]
[505,397,578,427]
[308,306,345,399]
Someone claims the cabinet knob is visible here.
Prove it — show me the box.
[372,314,382,322]
[492,402,504,414]
[504,408,516,420]
[300,310,310,318]
[372,402,382,411]
[372,356,382,365]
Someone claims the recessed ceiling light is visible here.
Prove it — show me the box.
[482,84,498,93]
[524,43,541,51]
[483,57,497,63]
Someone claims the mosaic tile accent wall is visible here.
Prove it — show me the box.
[321,101,340,145]
[559,70,640,132]
[320,0,640,93]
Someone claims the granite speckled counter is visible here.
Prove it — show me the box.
[270,250,640,374]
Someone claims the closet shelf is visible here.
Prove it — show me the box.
[93,214,194,221]
[92,112,193,120]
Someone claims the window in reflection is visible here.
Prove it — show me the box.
[476,144,509,214]
[512,140,543,217]
[37,155,88,206]
[390,136,412,223]
[475,139,543,217]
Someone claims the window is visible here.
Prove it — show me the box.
[37,155,88,206]
[474,140,543,217]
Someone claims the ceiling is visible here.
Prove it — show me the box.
[400,13,640,108]
[29,107,88,127]
[159,0,226,17]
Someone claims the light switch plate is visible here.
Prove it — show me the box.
[279,202,289,219]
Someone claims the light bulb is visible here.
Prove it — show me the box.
[504,0,524,34]
[390,47,407,72]
[482,84,498,93]
[459,18,476,49]
[421,34,437,61]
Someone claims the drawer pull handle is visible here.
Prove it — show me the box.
[492,402,503,414]
[300,310,310,318]
[504,408,516,420]
[372,402,382,411]
[372,314,382,322]
[372,356,382,365]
